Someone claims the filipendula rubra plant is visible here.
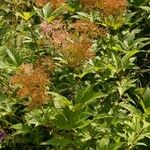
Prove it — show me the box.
[1,0,150,149]
[80,0,128,29]
[40,18,106,67]
[10,62,52,108]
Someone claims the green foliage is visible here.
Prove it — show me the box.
[0,0,150,150]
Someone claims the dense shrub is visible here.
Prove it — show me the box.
[0,0,150,149]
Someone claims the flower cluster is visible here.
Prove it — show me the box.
[10,64,50,108]
[80,0,127,25]
[36,56,56,72]
[98,0,127,17]
[40,20,70,48]
[35,0,66,8]
[50,0,66,9]
[35,0,49,7]
[71,20,107,38]
[60,35,94,67]
[40,18,106,67]
[80,0,95,8]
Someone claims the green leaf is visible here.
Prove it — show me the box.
[122,50,139,68]
[11,124,31,135]
[48,5,65,22]
[34,6,44,19]
[53,107,90,129]
[116,78,136,96]
[76,12,90,18]
[0,61,16,72]
[75,85,106,108]
[16,12,33,21]
[6,48,17,65]
[50,92,72,108]
[139,6,150,13]
[143,88,150,109]
[41,137,70,146]
[96,137,109,150]
[43,2,52,19]
[107,142,123,150]
[120,102,142,117]
[0,92,7,103]
[65,4,75,12]
[94,113,113,120]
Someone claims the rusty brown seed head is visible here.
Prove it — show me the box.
[10,64,50,108]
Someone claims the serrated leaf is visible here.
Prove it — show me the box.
[43,2,52,19]
[6,48,17,65]
[143,88,150,109]
[75,85,106,108]
[41,136,71,150]
[50,92,72,108]
[34,6,44,19]
[122,50,139,67]
[53,107,90,129]
[120,102,142,117]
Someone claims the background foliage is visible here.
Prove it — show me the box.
[0,0,150,149]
